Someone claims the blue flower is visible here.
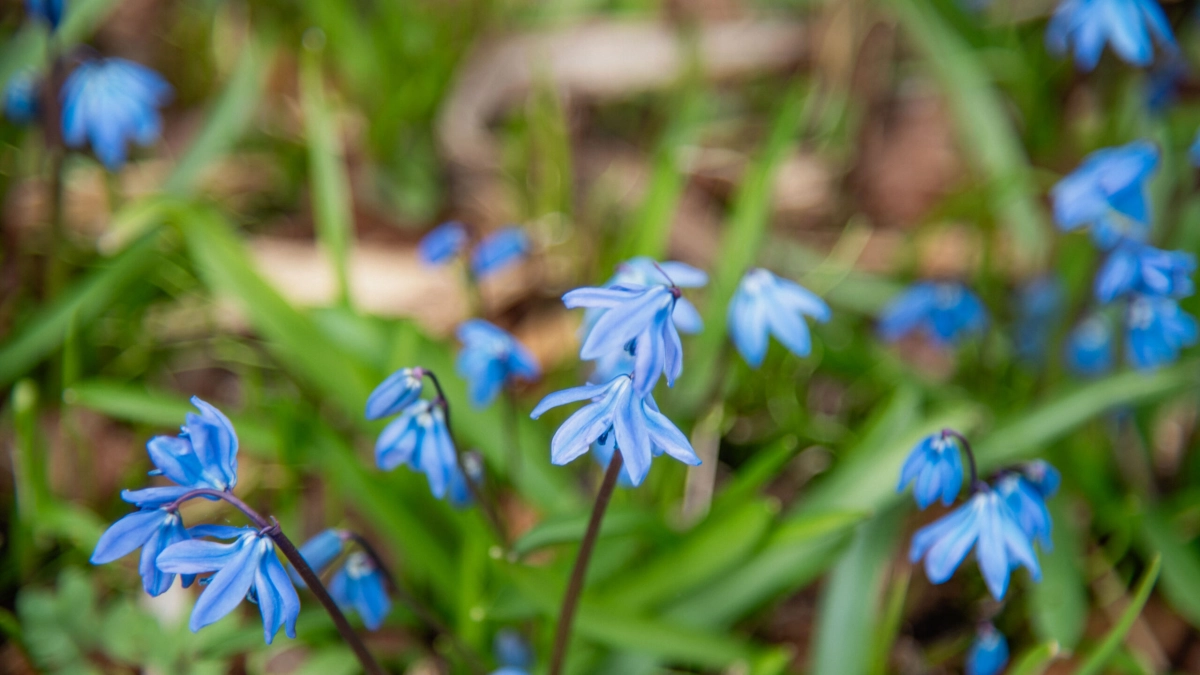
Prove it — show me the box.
[1022,460,1061,497]
[1050,141,1158,249]
[90,508,193,596]
[418,221,468,265]
[456,319,540,407]
[583,258,707,336]
[291,529,346,585]
[1046,0,1176,70]
[897,432,965,509]
[1127,295,1198,369]
[878,282,988,346]
[1191,129,1200,167]
[374,399,461,499]
[727,269,831,368]
[996,473,1053,549]
[908,488,1041,600]
[156,528,300,643]
[61,58,172,170]
[4,71,38,124]
[491,670,530,675]
[366,367,424,420]
[25,0,64,28]
[448,451,483,508]
[530,374,699,487]
[966,624,1009,675]
[121,397,239,507]
[1095,242,1195,303]
[494,629,534,670]
[1066,314,1114,375]
[471,227,529,278]
[1015,277,1063,363]
[328,551,392,631]
[1146,58,1187,112]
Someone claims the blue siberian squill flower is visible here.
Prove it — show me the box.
[25,0,64,28]
[727,268,831,368]
[494,628,534,670]
[1046,0,1176,70]
[456,319,540,407]
[91,508,193,596]
[1066,314,1114,375]
[471,227,529,278]
[328,551,391,631]
[878,281,988,346]
[418,221,468,265]
[1126,295,1198,369]
[530,374,699,487]
[374,399,461,499]
[1191,130,1200,167]
[1022,460,1061,498]
[1015,277,1063,362]
[897,432,965,509]
[1050,141,1158,249]
[1095,242,1195,303]
[291,529,345,586]
[122,396,239,507]
[157,528,300,643]
[996,473,1054,548]
[583,258,707,337]
[61,58,171,170]
[4,71,38,124]
[365,367,424,420]
[966,624,1009,675]
[908,488,1041,600]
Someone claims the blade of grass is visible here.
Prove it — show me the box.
[1137,509,1200,628]
[867,566,910,675]
[1029,498,1087,651]
[1007,641,1061,675]
[1074,554,1161,675]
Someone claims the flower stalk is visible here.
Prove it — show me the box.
[942,428,983,493]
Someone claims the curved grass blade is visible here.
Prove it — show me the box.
[1074,554,1161,675]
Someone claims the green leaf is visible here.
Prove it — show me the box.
[1030,498,1087,651]
[1137,509,1200,628]
[513,508,656,557]
[1074,554,1161,675]
[868,565,909,675]
[1007,641,1061,675]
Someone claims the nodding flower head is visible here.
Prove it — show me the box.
[727,268,831,368]
[418,221,468,265]
[897,431,965,509]
[1126,295,1198,369]
[471,227,529,278]
[878,281,987,346]
[327,551,392,631]
[122,397,239,507]
[1047,0,1176,71]
[530,373,699,487]
[90,508,193,597]
[456,319,540,407]
[1095,241,1195,303]
[1021,460,1061,497]
[1066,313,1114,376]
[1050,141,1158,249]
[374,399,462,500]
[995,472,1054,549]
[291,529,347,585]
[366,367,425,420]
[966,624,1009,675]
[61,58,172,170]
[4,70,39,124]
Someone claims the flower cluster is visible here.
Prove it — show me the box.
[1047,0,1176,71]
[418,221,530,279]
[456,319,540,408]
[878,281,988,346]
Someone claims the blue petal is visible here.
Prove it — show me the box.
[257,548,300,642]
[156,537,246,575]
[531,380,616,419]
[366,368,424,420]
[186,535,261,632]
[418,221,468,264]
[91,509,171,564]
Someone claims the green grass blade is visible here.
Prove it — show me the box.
[1074,554,1161,675]
[1138,509,1200,628]
[1007,641,1061,675]
[1030,499,1087,650]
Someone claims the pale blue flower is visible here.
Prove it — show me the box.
[418,221,468,265]
[1127,295,1198,369]
[156,528,300,644]
[1094,242,1195,303]
[374,399,461,499]
[1066,314,1114,375]
[90,508,193,596]
[1047,0,1176,70]
[727,269,830,368]
[491,670,529,675]
[878,282,988,346]
[456,319,540,407]
[1050,141,1158,249]
[1022,460,1061,498]
[1191,129,1200,167]
[121,397,239,507]
[366,367,424,420]
[25,0,64,28]
[897,432,965,509]
[290,529,345,586]
[583,258,707,337]
[996,473,1053,549]
[61,58,172,169]
[328,551,391,631]
[530,374,699,487]
[4,71,38,124]
[1015,277,1063,362]
[909,488,1041,600]
[471,227,528,278]
[966,624,1009,675]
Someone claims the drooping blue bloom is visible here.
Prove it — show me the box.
[1191,129,1200,167]
[327,551,391,631]
[25,0,64,28]
[121,396,239,507]
[996,473,1054,549]
[1066,314,1114,375]
[1022,460,1061,498]
[1046,0,1176,70]
[471,227,529,278]
[494,629,534,670]
[418,221,468,265]
[966,624,1009,675]
[90,508,193,596]
[374,399,461,499]
[456,319,540,407]
[878,282,988,346]
[1095,242,1195,303]
[156,528,300,643]
[366,367,425,420]
[727,269,831,368]
[1126,295,1198,369]
[291,529,346,586]
[61,58,172,170]
[583,258,707,337]
[1050,141,1158,249]
[530,374,699,487]
[4,71,38,124]
[897,432,965,509]
[908,488,1041,600]
[1015,277,1063,362]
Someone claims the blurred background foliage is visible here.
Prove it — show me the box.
[2,0,1200,673]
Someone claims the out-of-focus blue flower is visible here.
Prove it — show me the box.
[418,221,468,265]
[878,282,988,346]
[157,528,300,643]
[90,508,193,596]
[494,629,534,670]
[996,473,1053,549]
[565,283,685,397]
[1066,314,1114,375]
[25,0,64,28]
[908,488,1041,600]
[366,367,424,420]
[1146,58,1187,112]
[290,529,346,586]
[897,432,964,509]
[491,670,529,675]
[583,258,707,337]
[530,374,699,487]
[121,397,239,507]
[966,624,1009,675]
[1127,295,1198,369]
[471,227,529,278]
[448,450,482,508]
[1022,460,1061,497]
[1191,129,1200,167]
[1015,277,1063,362]
[328,551,391,631]
[4,71,38,124]
[1050,141,1158,249]
[727,269,831,368]
[1046,0,1176,70]
[1095,242,1195,303]
[374,399,460,499]
[61,58,172,170]
[456,319,540,407]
